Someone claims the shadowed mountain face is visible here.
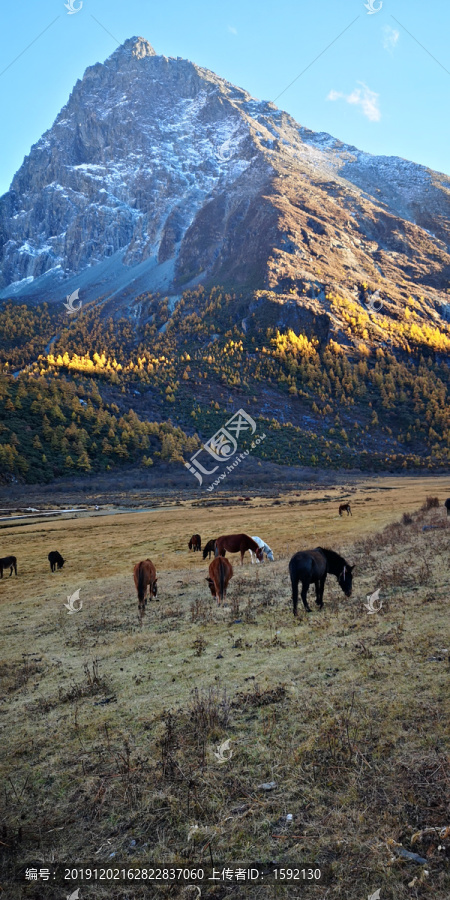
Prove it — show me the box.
[0,35,449,317]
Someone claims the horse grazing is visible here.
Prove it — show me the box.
[188,534,201,552]
[133,559,158,621]
[48,551,65,572]
[203,539,217,560]
[249,536,274,564]
[206,556,233,606]
[445,498,450,516]
[215,533,263,565]
[0,555,17,577]
[289,547,354,615]
[339,503,352,516]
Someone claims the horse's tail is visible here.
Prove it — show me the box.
[137,563,146,603]
[219,558,225,602]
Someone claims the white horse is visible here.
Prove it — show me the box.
[249,536,274,564]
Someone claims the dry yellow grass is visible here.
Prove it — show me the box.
[1,475,449,899]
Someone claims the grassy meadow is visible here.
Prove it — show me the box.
[1,475,449,899]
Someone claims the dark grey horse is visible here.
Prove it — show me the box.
[0,555,17,577]
[289,547,354,615]
[203,539,217,560]
[445,498,450,516]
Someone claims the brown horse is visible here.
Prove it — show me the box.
[0,555,17,577]
[133,559,158,621]
[215,533,263,565]
[202,539,216,560]
[188,534,201,552]
[339,503,352,516]
[206,557,233,606]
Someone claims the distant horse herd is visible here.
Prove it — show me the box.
[2,499,449,622]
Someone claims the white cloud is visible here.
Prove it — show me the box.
[228,25,238,35]
[327,82,381,122]
[383,25,399,53]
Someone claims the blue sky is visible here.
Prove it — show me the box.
[0,0,449,196]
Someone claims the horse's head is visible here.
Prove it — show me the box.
[267,550,274,561]
[206,576,216,598]
[338,564,354,597]
[152,579,158,597]
[256,547,264,562]
[59,558,66,569]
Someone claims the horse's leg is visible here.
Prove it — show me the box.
[291,577,299,616]
[318,575,326,607]
[314,580,321,606]
[301,579,312,613]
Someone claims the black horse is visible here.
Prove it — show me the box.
[203,539,217,560]
[0,555,17,577]
[445,498,450,516]
[48,551,65,572]
[289,547,354,615]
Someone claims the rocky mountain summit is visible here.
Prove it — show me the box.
[1,35,449,325]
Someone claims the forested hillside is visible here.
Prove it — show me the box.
[1,286,449,484]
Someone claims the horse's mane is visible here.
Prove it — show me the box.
[317,547,348,568]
